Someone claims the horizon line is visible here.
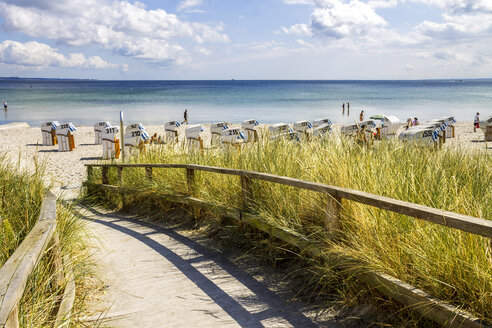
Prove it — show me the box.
[1,77,492,82]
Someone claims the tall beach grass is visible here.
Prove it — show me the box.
[0,155,92,327]
[88,134,491,321]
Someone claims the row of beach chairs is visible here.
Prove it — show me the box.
[39,114,462,159]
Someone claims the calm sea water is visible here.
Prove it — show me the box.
[0,79,491,126]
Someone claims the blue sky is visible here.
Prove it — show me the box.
[0,0,490,79]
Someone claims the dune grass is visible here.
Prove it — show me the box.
[88,133,491,321]
[0,155,92,327]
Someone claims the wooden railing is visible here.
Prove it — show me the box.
[85,163,491,328]
[0,192,76,328]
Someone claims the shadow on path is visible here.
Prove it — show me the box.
[79,205,321,328]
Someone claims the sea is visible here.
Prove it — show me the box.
[0,79,491,126]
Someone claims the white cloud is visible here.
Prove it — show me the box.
[309,0,387,39]
[177,0,204,12]
[0,0,228,65]
[367,0,399,8]
[0,40,113,69]
[411,0,492,14]
[410,0,492,44]
[416,13,492,40]
[196,47,211,55]
[280,24,312,36]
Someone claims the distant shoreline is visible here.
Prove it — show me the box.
[1,77,492,82]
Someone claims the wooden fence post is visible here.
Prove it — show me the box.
[117,167,125,208]
[87,166,93,180]
[326,195,342,232]
[101,167,109,185]
[117,167,123,185]
[146,167,153,181]
[186,168,195,196]
[240,176,253,210]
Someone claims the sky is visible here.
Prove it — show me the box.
[0,0,490,80]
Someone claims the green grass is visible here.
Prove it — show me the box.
[0,155,92,327]
[88,133,492,321]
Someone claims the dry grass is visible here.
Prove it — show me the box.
[0,155,93,327]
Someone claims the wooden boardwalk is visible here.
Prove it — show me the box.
[76,205,322,328]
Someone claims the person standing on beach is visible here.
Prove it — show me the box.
[182,109,188,125]
[347,102,350,113]
[474,112,480,132]
[342,103,345,115]
[359,110,364,121]
[3,101,7,110]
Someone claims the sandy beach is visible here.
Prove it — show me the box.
[0,121,488,193]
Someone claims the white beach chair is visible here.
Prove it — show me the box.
[40,121,59,146]
[241,119,259,142]
[94,121,110,145]
[185,124,204,149]
[56,123,77,152]
[164,121,181,143]
[312,123,332,138]
[102,126,120,159]
[211,122,229,145]
[312,118,333,128]
[269,123,300,141]
[220,127,247,145]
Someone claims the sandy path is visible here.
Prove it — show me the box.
[76,205,319,328]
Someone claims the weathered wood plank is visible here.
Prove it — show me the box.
[326,195,342,232]
[117,167,123,184]
[356,270,488,328]
[117,167,125,207]
[101,167,109,185]
[54,254,76,328]
[186,168,195,196]
[85,163,492,238]
[87,166,93,180]
[0,192,57,326]
[240,176,252,210]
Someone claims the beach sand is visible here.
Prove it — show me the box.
[0,122,488,193]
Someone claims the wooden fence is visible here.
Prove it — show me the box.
[85,163,492,328]
[0,192,75,328]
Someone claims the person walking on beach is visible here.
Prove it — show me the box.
[474,112,480,132]
[413,117,419,126]
[182,109,188,125]
[342,103,345,115]
[359,110,364,122]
